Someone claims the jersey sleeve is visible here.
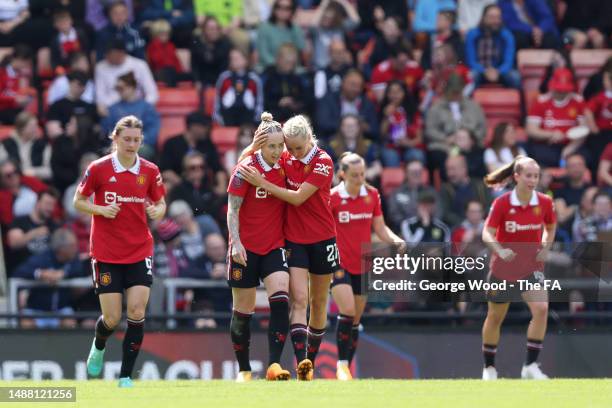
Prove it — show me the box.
[227,168,249,197]
[77,163,97,197]
[586,93,602,114]
[543,196,556,225]
[372,189,383,217]
[527,99,544,124]
[148,166,166,202]
[485,196,505,229]
[304,155,333,189]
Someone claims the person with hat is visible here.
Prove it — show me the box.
[526,67,588,168]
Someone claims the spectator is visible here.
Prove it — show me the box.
[558,0,612,49]
[355,0,408,39]
[47,52,95,106]
[387,160,440,232]
[451,200,486,253]
[256,0,306,70]
[145,19,185,87]
[65,210,92,260]
[0,159,47,227]
[317,68,378,140]
[0,44,34,124]
[574,191,612,242]
[6,189,59,275]
[139,0,195,48]
[413,0,456,34]
[0,112,51,182]
[46,71,98,137]
[379,80,425,166]
[598,143,612,193]
[213,48,263,126]
[94,39,158,116]
[262,43,310,123]
[526,68,587,167]
[370,41,424,102]
[192,0,251,56]
[484,122,527,172]
[62,152,99,220]
[168,199,206,260]
[95,0,145,61]
[324,114,382,181]
[439,154,490,227]
[199,233,232,311]
[539,49,575,94]
[565,186,598,241]
[457,0,496,35]
[224,123,256,171]
[465,4,521,90]
[50,7,90,70]
[13,228,83,328]
[190,16,232,88]
[421,10,465,71]
[498,0,558,50]
[101,72,160,154]
[425,73,486,179]
[86,0,134,31]
[314,38,352,100]
[167,152,225,231]
[310,0,359,70]
[0,0,30,46]
[585,66,612,174]
[583,57,612,101]
[368,16,406,69]
[153,218,203,278]
[449,128,486,179]
[554,154,593,224]
[159,112,225,193]
[400,190,450,244]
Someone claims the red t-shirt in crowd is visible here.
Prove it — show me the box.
[227,152,286,255]
[587,90,612,131]
[527,93,585,144]
[280,147,336,244]
[77,153,165,264]
[371,59,424,94]
[330,182,382,274]
[485,189,556,280]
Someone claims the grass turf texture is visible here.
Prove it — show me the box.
[1,379,610,408]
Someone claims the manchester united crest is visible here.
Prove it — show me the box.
[363,194,371,204]
[232,268,242,281]
[533,206,541,216]
[304,165,311,174]
[100,272,112,286]
[568,107,577,118]
[137,174,146,185]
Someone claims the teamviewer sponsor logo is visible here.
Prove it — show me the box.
[255,187,267,199]
[104,191,145,204]
[104,191,117,204]
[338,211,350,223]
[505,221,542,233]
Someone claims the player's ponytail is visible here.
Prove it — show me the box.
[257,111,282,135]
[283,114,318,146]
[483,155,538,187]
[109,115,144,152]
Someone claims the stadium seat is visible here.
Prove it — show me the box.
[381,167,405,196]
[204,87,216,117]
[176,48,191,73]
[0,125,14,140]
[156,88,199,116]
[211,126,239,155]
[473,88,521,126]
[158,116,186,150]
[517,49,554,93]
[571,49,612,92]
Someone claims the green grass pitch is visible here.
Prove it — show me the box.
[1,379,611,408]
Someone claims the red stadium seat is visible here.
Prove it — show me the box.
[0,125,14,141]
[517,49,554,93]
[473,88,521,126]
[211,126,239,155]
[381,167,405,196]
[156,88,199,116]
[571,49,612,92]
[204,87,216,117]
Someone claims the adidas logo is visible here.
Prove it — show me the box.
[509,208,516,214]
[109,176,117,183]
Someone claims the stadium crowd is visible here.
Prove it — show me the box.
[0,0,611,328]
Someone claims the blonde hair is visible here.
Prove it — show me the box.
[257,111,282,135]
[109,115,143,152]
[483,155,539,187]
[338,152,365,181]
[282,114,317,145]
[150,19,172,37]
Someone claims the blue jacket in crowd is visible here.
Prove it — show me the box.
[465,26,516,75]
[498,0,558,36]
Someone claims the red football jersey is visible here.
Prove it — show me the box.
[371,59,424,94]
[280,146,336,244]
[485,189,556,280]
[587,91,612,131]
[527,93,585,143]
[331,182,382,274]
[77,153,165,264]
[227,152,286,255]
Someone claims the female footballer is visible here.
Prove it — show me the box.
[226,112,292,382]
[481,156,556,381]
[239,115,337,381]
[330,153,405,380]
[74,115,166,388]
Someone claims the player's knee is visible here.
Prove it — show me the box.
[486,310,506,326]
[126,304,146,321]
[310,293,329,311]
[291,293,308,311]
[103,314,121,329]
[530,302,548,319]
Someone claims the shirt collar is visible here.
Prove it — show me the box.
[338,181,368,199]
[552,95,571,108]
[510,188,539,206]
[111,151,140,175]
[255,151,280,172]
[605,90,612,98]
[298,144,318,164]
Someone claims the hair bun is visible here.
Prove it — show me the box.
[261,112,273,122]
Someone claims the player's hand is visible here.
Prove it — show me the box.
[232,241,247,266]
[97,204,121,219]
[238,164,264,187]
[395,240,408,254]
[146,203,164,220]
[28,226,50,240]
[497,248,516,262]
[536,247,549,262]
[252,128,269,150]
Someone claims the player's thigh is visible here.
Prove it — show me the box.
[98,292,123,327]
[309,272,332,302]
[263,271,290,296]
[354,295,368,323]
[232,287,257,313]
[486,301,511,322]
[522,291,549,317]
[125,285,151,319]
[331,283,356,316]
[289,267,309,308]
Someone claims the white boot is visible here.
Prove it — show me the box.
[482,366,498,380]
[521,362,549,379]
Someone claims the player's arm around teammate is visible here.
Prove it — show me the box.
[226,113,292,382]
[480,155,556,381]
[74,115,166,388]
